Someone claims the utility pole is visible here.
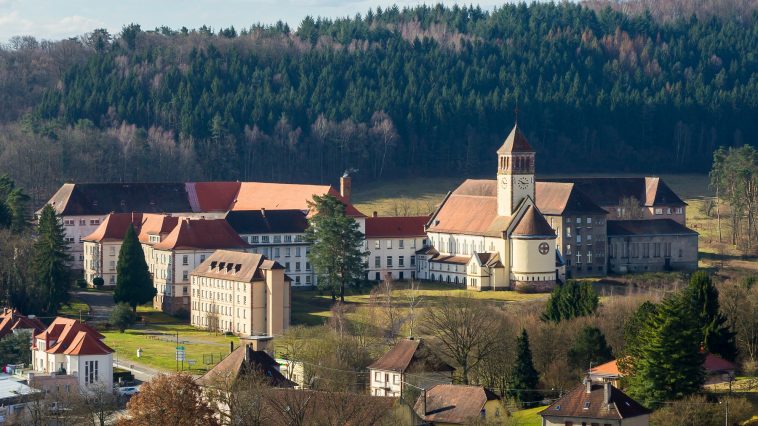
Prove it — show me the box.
[176,331,179,372]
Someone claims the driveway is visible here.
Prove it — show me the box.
[72,290,114,321]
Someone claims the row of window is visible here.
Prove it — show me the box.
[192,315,248,334]
[654,207,684,215]
[63,218,100,226]
[609,242,679,259]
[369,238,424,250]
[246,234,304,244]
[372,255,416,269]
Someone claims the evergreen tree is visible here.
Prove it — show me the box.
[626,294,705,408]
[32,205,71,314]
[686,270,737,361]
[6,188,29,234]
[541,280,599,322]
[568,326,614,371]
[509,329,541,407]
[113,224,156,311]
[304,194,367,302]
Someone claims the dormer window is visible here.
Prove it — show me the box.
[583,401,590,410]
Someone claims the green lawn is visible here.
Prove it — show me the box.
[59,299,91,318]
[509,406,546,425]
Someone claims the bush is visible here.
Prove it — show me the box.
[93,276,104,288]
[76,278,87,289]
[110,302,136,333]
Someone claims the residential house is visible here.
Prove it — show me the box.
[418,124,561,292]
[0,308,44,340]
[413,384,506,425]
[148,219,251,315]
[540,177,687,225]
[190,250,291,337]
[368,338,454,397]
[31,317,113,392]
[365,214,429,282]
[541,380,651,426]
[607,219,698,273]
[536,182,609,278]
[196,343,296,388]
[0,373,42,424]
[589,354,737,386]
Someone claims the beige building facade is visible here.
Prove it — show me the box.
[190,250,291,337]
[607,219,698,273]
[365,215,428,282]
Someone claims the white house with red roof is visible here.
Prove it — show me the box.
[32,317,113,391]
[365,214,429,282]
[0,308,45,340]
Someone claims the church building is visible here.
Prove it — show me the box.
[417,124,561,292]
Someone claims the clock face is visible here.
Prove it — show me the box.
[517,177,531,190]
[538,242,550,255]
[500,176,508,186]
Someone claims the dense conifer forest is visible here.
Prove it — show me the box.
[1,0,757,203]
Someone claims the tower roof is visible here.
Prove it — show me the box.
[497,124,534,154]
[512,205,556,237]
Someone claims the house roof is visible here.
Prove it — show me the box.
[42,183,193,216]
[82,213,144,242]
[228,182,365,217]
[536,182,608,216]
[414,384,500,424]
[589,360,621,377]
[197,345,295,388]
[539,177,686,207]
[511,205,557,238]
[590,354,735,378]
[137,214,179,244]
[368,338,454,373]
[0,309,45,339]
[225,209,309,235]
[430,255,471,265]
[426,180,512,238]
[497,124,534,154]
[607,219,698,237]
[191,250,284,283]
[542,382,650,421]
[365,216,429,238]
[34,317,111,356]
[153,219,250,250]
[187,182,241,212]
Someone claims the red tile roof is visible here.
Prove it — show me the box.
[188,182,241,212]
[0,309,45,339]
[34,317,111,355]
[542,382,650,421]
[365,216,429,238]
[153,218,250,250]
[414,384,500,424]
[83,213,144,242]
[703,353,737,372]
[511,205,557,238]
[137,214,179,244]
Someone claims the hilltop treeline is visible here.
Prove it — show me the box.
[1,2,758,202]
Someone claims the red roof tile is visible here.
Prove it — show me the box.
[189,182,241,212]
[35,317,111,355]
[0,309,45,339]
[137,214,179,244]
[414,384,500,424]
[83,213,144,242]
[511,205,556,237]
[62,331,113,355]
[365,216,429,238]
[153,218,250,250]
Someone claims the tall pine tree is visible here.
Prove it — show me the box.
[541,280,598,322]
[33,205,71,314]
[686,270,737,361]
[509,329,541,407]
[304,194,366,302]
[568,326,614,372]
[113,224,156,311]
[626,294,705,408]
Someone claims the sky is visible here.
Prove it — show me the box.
[0,0,508,42]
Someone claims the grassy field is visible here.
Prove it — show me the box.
[59,299,91,318]
[509,406,546,425]
[102,306,238,373]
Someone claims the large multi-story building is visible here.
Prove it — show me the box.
[607,219,698,273]
[31,317,114,392]
[82,212,146,286]
[190,250,291,337]
[365,214,429,282]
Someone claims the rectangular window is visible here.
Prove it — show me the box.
[306,276,311,284]
[374,256,381,268]
[386,240,392,249]
[666,208,672,215]
[410,255,416,266]
[576,252,582,265]
[655,208,663,215]
[182,271,188,281]
[285,248,291,257]
[79,219,86,226]
[200,254,206,262]
[85,360,99,384]
[251,235,260,244]
[399,256,405,267]
[566,227,572,237]
[296,247,301,257]
[387,256,393,267]
[261,236,270,243]
[64,219,75,226]
[576,217,581,224]
[374,240,380,250]
[274,248,280,257]
[566,244,572,255]
[306,262,311,271]
[285,262,290,272]
[587,217,592,224]
[274,236,282,243]
[675,207,683,214]
[295,262,301,271]
[90,219,100,226]
[399,240,404,249]
[577,235,582,243]
[587,234,592,241]
[182,255,188,265]
[284,235,292,243]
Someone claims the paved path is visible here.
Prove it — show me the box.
[72,290,114,321]
[113,358,161,382]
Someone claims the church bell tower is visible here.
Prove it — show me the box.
[497,124,535,217]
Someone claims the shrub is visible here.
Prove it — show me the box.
[76,278,87,289]
[93,276,104,288]
[110,302,136,332]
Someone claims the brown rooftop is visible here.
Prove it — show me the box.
[197,344,295,388]
[368,338,453,374]
[191,250,284,283]
[511,205,557,238]
[607,219,697,237]
[427,180,512,238]
[153,218,250,250]
[497,124,534,154]
[535,182,608,216]
[414,384,500,424]
[541,382,650,421]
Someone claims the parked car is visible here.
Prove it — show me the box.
[117,386,140,397]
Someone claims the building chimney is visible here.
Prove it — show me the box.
[340,175,352,202]
[603,381,612,404]
[584,376,592,394]
[372,211,378,218]
[260,208,266,218]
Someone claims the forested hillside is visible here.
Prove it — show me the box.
[1,1,757,204]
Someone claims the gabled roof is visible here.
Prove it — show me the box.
[34,317,111,355]
[137,214,179,244]
[426,180,512,238]
[511,205,557,238]
[227,182,365,217]
[83,213,144,242]
[62,331,113,355]
[414,384,500,424]
[365,216,429,238]
[187,182,241,212]
[542,382,650,420]
[497,124,534,154]
[536,182,608,216]
[368,338,453,373]
[192,250,284,283]
[590,354,735,378]
[197,345,295,388]
[225,209,309,235]
[153,219,250,251]
[607,219,698,237]
[539,177,686,207]
[42,183,193,216]
[0,309,45,339]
